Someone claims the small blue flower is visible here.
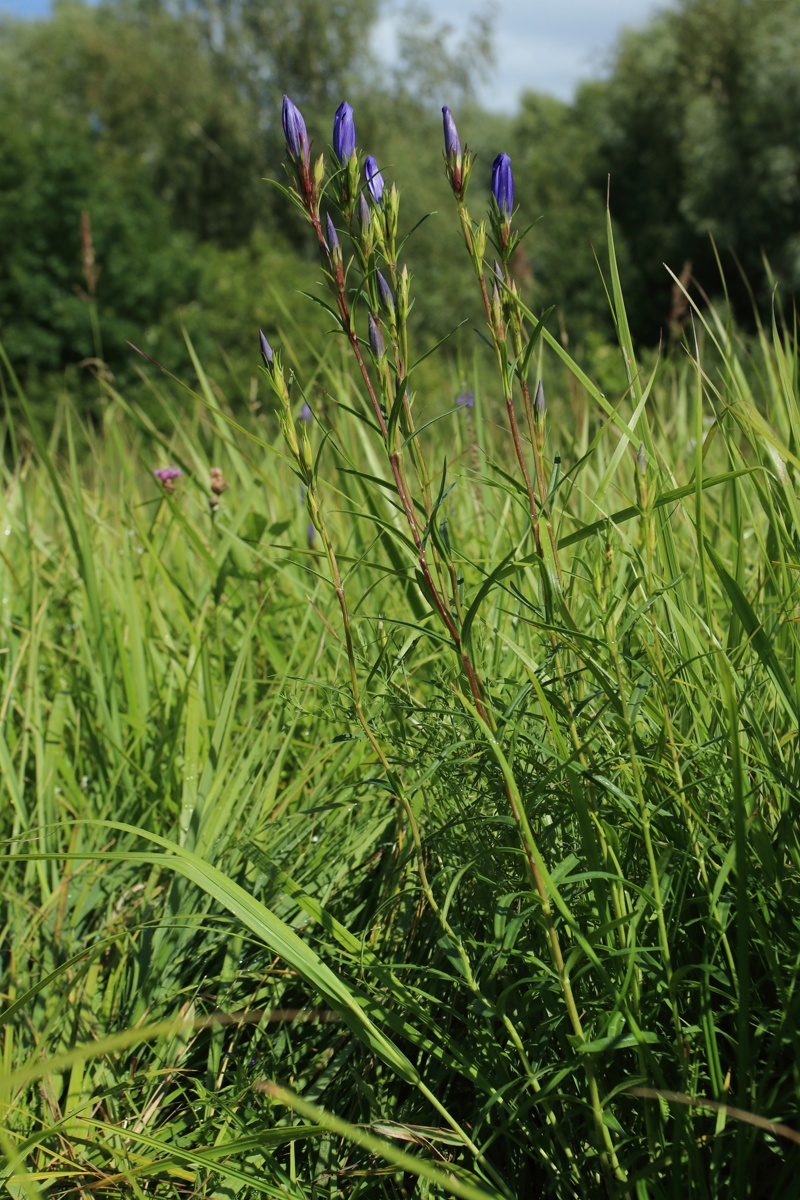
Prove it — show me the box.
[364,155,384,206]
[282,95,309,164]
[376,270,394,313]
[491,152,514,217]
[259,329,274,368]
[368,313,385,359]
[299,403,313,423]
[442,106,461,160]
[456,381,475,409]
[534,380,546,419]
[333,101,356,163]
[325,212,340,252]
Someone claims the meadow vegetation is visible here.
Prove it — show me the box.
[2,1,800,1196]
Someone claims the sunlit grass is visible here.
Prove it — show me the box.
[1,203,799,1198]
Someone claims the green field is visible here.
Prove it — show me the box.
[2,85,800,1198]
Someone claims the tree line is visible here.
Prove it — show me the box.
[1,0,798,403]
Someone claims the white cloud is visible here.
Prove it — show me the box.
[373,0,667,109]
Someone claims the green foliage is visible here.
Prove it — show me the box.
[508,91,620,341]
[0,2,260,385]
[2,113,800,1195]
[582,0,800,339]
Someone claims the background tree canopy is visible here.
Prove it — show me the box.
[0,0,798,401]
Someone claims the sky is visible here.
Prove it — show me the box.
[373,0,667,110]
[0,0,667,112]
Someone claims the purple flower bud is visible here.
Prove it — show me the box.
[332,101,356,163]
[259,329,274,368]
[493,259,504,280]
[491,152,514,217]
[325,212,339,252]
[364,155,384,206]
[368,313,385,359]
[534,380,546,419]
[299,402,312,423]
[442,106,461,160]
[282,95,309,163]
[376,270,394,313]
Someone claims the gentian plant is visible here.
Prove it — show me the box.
[260,94,631,1194]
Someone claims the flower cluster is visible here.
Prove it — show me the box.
[152,466,182,494]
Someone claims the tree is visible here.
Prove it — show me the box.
[0,2,265,382]
[508,91,618,342]
[581,0,800,341]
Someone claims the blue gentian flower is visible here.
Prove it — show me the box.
[333,101,356,163]
[491,152,514,216]
[368,313,385,358]
[282,95,309,164]
[325,212,340,251]
[376,270,394,313]
[259,330,274,368]
[364,155,384,206]
[442,106,461,160]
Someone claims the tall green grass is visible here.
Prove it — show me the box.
[1,144,799,1196]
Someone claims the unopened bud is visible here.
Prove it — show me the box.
[491,283,505,341]
[376,270,394,314]
[282,95,309,165]
[333,101,356,164]
[368,313,385,360]
[300,423,313,473]
[364,155,384,206]
[259,329,274,369]
[474,221,487,261]
[384,182,399,247]
[281,417,299,458]
[210,467,229,496]
[313,154,325,194]
[357,192,374,256]
[397,265,410,327]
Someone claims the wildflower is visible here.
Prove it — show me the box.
[491,152,514,217]
[456,381,475,409]
[333,101,356,163]
[152,466,182,494]
[442,106,461,160]
[368,313,385,359]
[376,270,394,314]
[209,466,229,514]
[282,95,309,164]
[442,105,473,199]
[325,212,340,252]
[210,467,228,495]
[364,155,384,206]
[357,192,375,256]
[259,330,274,369]
[534,380,546,420]
[299,402,313,423]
